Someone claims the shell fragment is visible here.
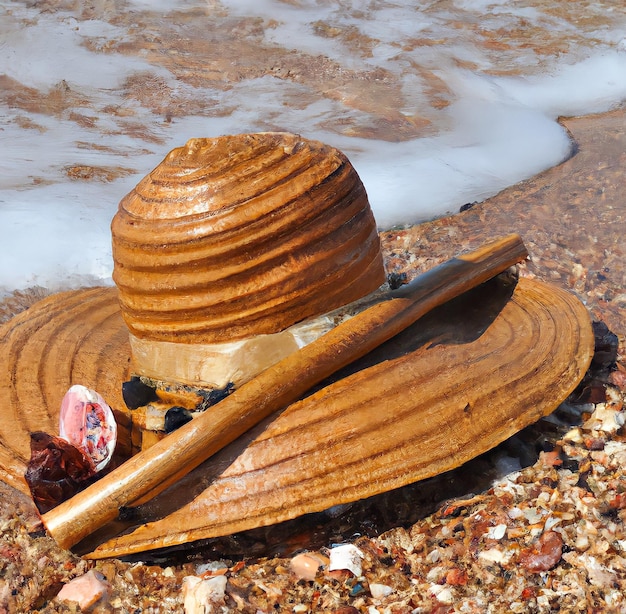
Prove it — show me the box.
[328,544,364,576]
[59,385,117,472]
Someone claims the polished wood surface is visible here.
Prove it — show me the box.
[0,236,592,558]
[40,235,527,549]
[112,133,385,345]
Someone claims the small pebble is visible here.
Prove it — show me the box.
[519,530,563,572]
[182,575,227,614]
[56,570,110,610]
[486,523,507,540]
[369,583,393,598]
[290,552,329,580]
[563,427,583,444]
[445,568,468,586]
[430,584,454,604]
[121,377,158,409]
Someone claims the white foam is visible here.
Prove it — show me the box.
[355,100,573,227]
[498,53,626,117]
[0,183,119,291]
[125,0,194,9]
[356,51,626,226]
[0,7,158,90]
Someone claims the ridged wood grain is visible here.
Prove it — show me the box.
[87,277,593,559]
[112,133,385,344]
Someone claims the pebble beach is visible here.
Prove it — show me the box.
[1,1,626,611]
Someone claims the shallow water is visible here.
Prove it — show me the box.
[1,0,626,290]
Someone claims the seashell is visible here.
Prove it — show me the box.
[328,544,364,576]
[59,384,117,472]
[111,132,385,390]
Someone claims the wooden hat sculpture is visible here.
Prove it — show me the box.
[0,133,595,559]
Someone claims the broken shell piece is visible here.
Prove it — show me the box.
[370,583,394,599]
[562,426,584,444]
[56,569,110,610]
[59,385,117,472]
[486,523,508,540]
[112,132,385,391]
[182,575,227,614]
[328,544,364,576]
[290,551,330,580]
[583,402,626,433]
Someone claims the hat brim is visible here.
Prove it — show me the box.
[0,276,593,558]
[88,276,593,559]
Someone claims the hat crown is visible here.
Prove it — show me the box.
[111,132,384,344]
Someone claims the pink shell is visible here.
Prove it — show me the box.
[57,570,110,609]
[59,385,117,472]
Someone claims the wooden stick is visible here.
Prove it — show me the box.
[42,234,527,549]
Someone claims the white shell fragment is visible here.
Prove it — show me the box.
[59,384,117,472]
[369,583,394,599]
[486,523,508,540]
[182,575,227,614]
[328,544,364,576]
[429,584,454,605]
[583,402,625,433]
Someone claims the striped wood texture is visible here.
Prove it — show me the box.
[0,287,130,494]
[112,133,384,344]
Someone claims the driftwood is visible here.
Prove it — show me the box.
[87,276,594,559]
[38,234,528,549]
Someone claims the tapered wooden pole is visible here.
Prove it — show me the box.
[42,234,527,549]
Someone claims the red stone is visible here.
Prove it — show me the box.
[519,531,563,573]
